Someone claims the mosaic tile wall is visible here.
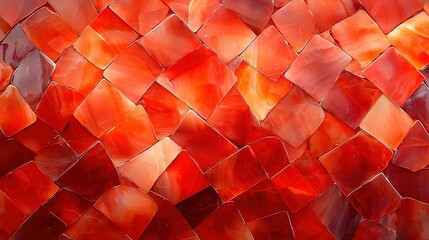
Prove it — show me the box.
[0,0,428,239]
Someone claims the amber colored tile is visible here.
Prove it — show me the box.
[285,35,351,102]
[10,206,66,240]
[163,0,219,32]
[110,0,169,35]
[319,131,393,195]
[310,185,362,239]
[309,112,358,157]
[0,190,27,238]
[402,84,429,130]
[396,198,429,239]
[36,82,85,131]
[34,136,78,181]
[222,0,274,33]
[0,60,11,91]
[233,179,287,222]
[0,85,36,137]
[0,0,46,26]
[95,185,158,239]
[361,0,422,33]
[250,137,289,177]
[307,0,359,32]
[360,95,414,150]
[322,72,382,128]
[158,46,236,119]
[272,0,318,52]
[48,0,97,34]
[331,10,390,67]
[207,87,260,146]
[140,15,201,67]
[73,27,117,69]
[247,212,294,240]
[11,50,54,110]
[388,12,429,69]
[56,143,119,202]
[60,116,97,156]
[151,151,210,204]
[104,42,162,103]
[241,26,297,79]
[289,207,335,240]
[52,47,103,96]
[140,82,189,139]
[64,207,129,240]
[205,147,266,202]
[272,151,333,213]
[236,62,293,120]
[119,138,182,193]
[195,203,253,240]
[197,5,256,62]
[0,162,58,215]
[261,86,325,148]
[44,189,93,226]
[392,121,429,172]
[73,79,136,138]
[101,106,157,166]
[21,7,78,61]
[348,174,401,221]
[353,220,395,240]
[363,47,424,105]
[0,24,35,68]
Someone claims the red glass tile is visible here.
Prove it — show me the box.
[0,161,59,215]
[140,82,189,139]
[0,190,27,238]
[11,50,54,110]
[322,72,382,128]
[402,84,429,130]
[73,79,136,138]
[48,0,97,34]
[60,116,97,156]
[44,189,92,226]
[94,185,158,239]
[272,151,333,213]
[285,35,351,102]
[352,220,395,240]
[222,0,274,33]
[119,137,182,192]
[0,85,36,137]
[140,15,201,67]
[247,212,294,240]
[289,207,335,240]
[104,42,162,103]
[387,12,429,69]
[197,5,256,62]
[101,105,157,166]
[56,143,119,202]
[205,146,266,202]
[319,132,393,195]
[236,62,293,120]
[35,82,85,131]
[331,10,390,67]
[307,0,359,32]
[250,137,289,177]
[360,95,414,150]
[392,121,429,171]
[241,26,297,80]
[0,24,35,68]
[90,0,112,10]
[0,0,46,26]
[151,151,210,204]
[0,59,12,91]
[0,140,35,177]
[52,47,103,96]
[361,0,422,33]
[158,46,236,118]
[272,0,318,52]
[110,0,169,35]
[233,179,287,222]
[170,111,237,172]
[21,7,78,61]
[0,17,9,42]
[261,86,325,147]
[195,203,253,240]
[363,47,424,105]
[396,198,429,239]
[34,136,78,181]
